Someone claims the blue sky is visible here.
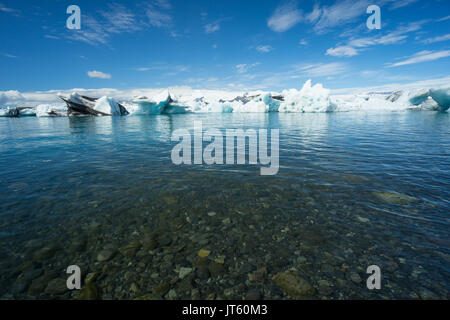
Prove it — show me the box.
[0,0,449,92]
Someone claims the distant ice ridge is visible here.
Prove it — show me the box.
[1,80,449,117]
[122,80,338,114]
[123,80,449,114]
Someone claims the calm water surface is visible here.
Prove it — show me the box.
[0,112,449,299]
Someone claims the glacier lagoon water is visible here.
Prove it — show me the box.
[0,112,449,299]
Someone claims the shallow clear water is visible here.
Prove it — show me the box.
[0,112,449,299]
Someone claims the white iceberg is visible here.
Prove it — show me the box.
[279,80,336,113]
[35,104,68,117]
[93,96,122,116]
[130,89,172,114]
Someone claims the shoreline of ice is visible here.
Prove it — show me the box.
[1,80,449,117]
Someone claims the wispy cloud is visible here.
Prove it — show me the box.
[326,21,425,57]
[87,70,112,79]
[63,2,173,46]
[326,46,358,57]
[204,18,231,34]
[386,50,450,67]
[437,15,450,22]
[204,22,220,34]
[133,64,189,74]
[0,2,19,15]
[256,45,274,53]
[66,4,143,46]
[310,0,369,34]
[236,63,260,74]
[422,33,450,44]
[389,0,419,10]
[145,2,172,28]
[273,0,419,35]
[297,62,348,77]
[267,1,303,32]
[154,0,172,10]
[2,53,17,58]
[299,39,308,46]
[44,35,59,40]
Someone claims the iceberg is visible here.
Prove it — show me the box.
[57,93,128,116]
[0,106,35,117]
[130,89,172,114]
[429,88,450,111]
[35,104,68,117]
[2,80,449,117]
[125,81,449,114]
[383,88,450,111]
[93,96,122,116]
[279,80,336,113]
[0,106,19,117]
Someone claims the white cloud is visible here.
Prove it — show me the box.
[326,46,358,57]
[298,62,348,77]
[66,4,144,46]
[326,21,424,57]
[62,2,173,46]
[146,6,172,28]
[0,90,24,105]
[0,3,13,12]
[204,18,231,34]
[311,0,369,33]
[2,53,17,58]
[87,70,112,79]
[306,5,321,24]
[422,34,450,44]
[0,2,19,15]
[134,64,189,74]
[204,22,220,34]
[437,15,450,22]
[145,0,173,27]
[155,0,172,10]
[386,50,450,67]
[389,0,419,10]
[267,0,424,35]
[299,39,308,46]
[256,45,273,53]
[236,63,260,74]
[267,1,303,32]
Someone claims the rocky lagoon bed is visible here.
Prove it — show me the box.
[0,112,449,300]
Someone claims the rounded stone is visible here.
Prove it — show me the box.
[97,249,115,262]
